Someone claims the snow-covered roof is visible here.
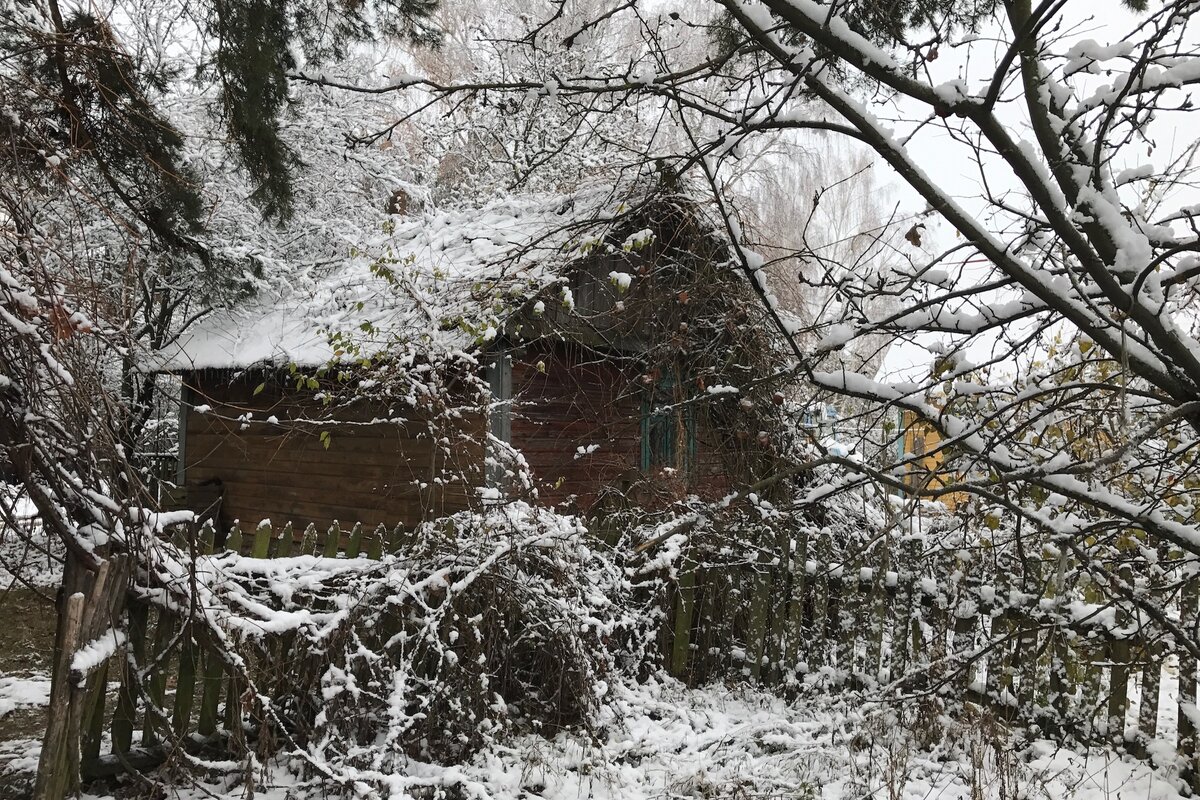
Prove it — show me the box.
[152,186,631,372]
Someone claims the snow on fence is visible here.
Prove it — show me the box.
[43,518,1199,793]
[42,520,405,791]
[665,528,1197,782]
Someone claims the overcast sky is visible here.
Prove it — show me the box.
[866,0,1191,382]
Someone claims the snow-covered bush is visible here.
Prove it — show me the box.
[173,502,649,783]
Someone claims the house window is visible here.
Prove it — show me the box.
[640,374,696,473]
[485,353,512,489]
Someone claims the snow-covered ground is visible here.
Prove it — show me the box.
[0,676,50,720]
[0,677,1178,800]
[0,673,49,792]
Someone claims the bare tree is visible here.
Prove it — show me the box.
[291,0,1200,682]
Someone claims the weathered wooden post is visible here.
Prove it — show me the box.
[670,551,697,680]
[34,589,86,800]
[36,551,132,798]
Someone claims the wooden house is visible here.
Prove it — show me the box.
[154,186,783,532]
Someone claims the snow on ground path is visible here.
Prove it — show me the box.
[69,680,1193,800]
[0,736,41,798]
[0,675,50,720]
[0,671,51,800]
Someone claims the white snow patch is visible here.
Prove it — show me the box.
[0,674,51,718]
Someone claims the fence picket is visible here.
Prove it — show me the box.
[865,553,887,685]
[880,567,900,683]
[825,563,845,684]
[251,522,272,558]
[1074,631,1105,736]
[1043,627,1071,733]
[171,631,198,734]
[324,522,342,557]
[368,525,386,560]
[80,662,108,765]
[389,523,412,554]
[976,581,997,703]
[33,590,85,800]
[1178,576,1198,790]
[899,537,924,677]
[1105,636,1131,745]
[891,560,915,679]
[1042,550,1072,733]
[302,523,318,554]
[224,673,244,753]
[1106,565,1135,746]
[274,522,295,558]
[766,524,790,684]
[226,523,244,554]
[347,522,364,558]
[809,536,831,672]
[746,536,774,683]
[142,610,176,747]
[926,575,951,689]
[910,573,934,675]
[986,556,1015,710]
[845,564,868,681]
[1136,640,1161,749]
[952,597,977,694]
[111,601,147,756]
[80,555,130,765]
[197,648,225,738]
[200,520,216,555]
[783,530,809,680]
[670,552,697,681]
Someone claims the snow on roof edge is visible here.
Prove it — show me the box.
[148,184,651,373]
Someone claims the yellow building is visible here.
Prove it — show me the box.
[897,410,965,510]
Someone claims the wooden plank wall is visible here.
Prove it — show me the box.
[179,345,742,529]
[510,349,643,511]
[181,371,485,531]
[509,345,731,514]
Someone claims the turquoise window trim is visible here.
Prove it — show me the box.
[640,374,697,473]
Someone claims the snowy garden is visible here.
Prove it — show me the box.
[2,492,1194,800]
[5,0,1200,797]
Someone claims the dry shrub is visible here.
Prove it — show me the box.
[206,502,648,776]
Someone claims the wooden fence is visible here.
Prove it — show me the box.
[667,527,1197,777]
[40,519,406,796]
[38,518,1199,795]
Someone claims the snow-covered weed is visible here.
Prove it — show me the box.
[173,502,651,793]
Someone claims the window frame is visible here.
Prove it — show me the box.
[639,372,696,474]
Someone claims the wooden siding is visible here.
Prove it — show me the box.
[899,410,966,510]
[508,345,730,512]
[181,372,486,531]
[509,350,644,512]
[180,345,737,528]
